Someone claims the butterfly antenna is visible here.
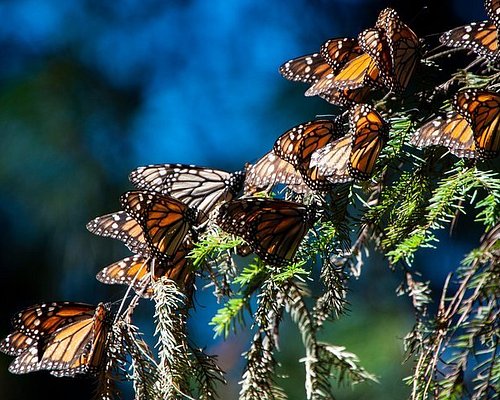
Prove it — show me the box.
[115,258,150,323]
[408,5,428,26]
[314,113,337,119]
[424,46,467,61]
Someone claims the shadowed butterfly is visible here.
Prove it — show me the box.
[129,164,245,220]
[217,198,317,267]
[440,0,499,64]
[0,302,111,377]
[309,135,354,184]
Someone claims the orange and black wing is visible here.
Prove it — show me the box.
[358,28,393,90]
[486,0,500,27]
[273,119,343,191]
[440,21,498,64]
[453,89,500,158]
[217,198,316,266]
[319,37,363,74]
[332,53,381,90]
[305,70,373,103]
[410,113,477,158]
[348,104,389,179]
[96,255,152,297]
[244,151,310,195]
[2,303,111,377]
[0,332,34,356]
[317,86,371,107]
[97,243,194,298]
[9,302,96,340]
[279,53,332,84]
[375,8,419,92]
[273,119,341,166]
[121,191,198,262]
[86,211,148,256]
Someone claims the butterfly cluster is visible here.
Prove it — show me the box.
[1,3,499,396]
[280,8,419,106]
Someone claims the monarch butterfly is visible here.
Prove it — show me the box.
[411,89,500,158]
[279,38,362,84]
[357,28,393,90]
[439,0,499,64]
[375,7,419,93]
[128,164,245,219]
[96,248,195,299]
[272,118,344,191]
[273,119,341,166]
[311,104,389,182]
[307,33,386,99]
[86,211,149,256]
[280,38,369,106]
[217,198,317,267]
[0,302,111,376]
[121,191,199,263]
[348,103,390,179]
[88,209,194,296]
[279,53,333,85]
[244,151,311,195]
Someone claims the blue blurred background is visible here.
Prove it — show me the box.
[0,0,487,398]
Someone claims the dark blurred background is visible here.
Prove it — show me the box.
[0,0,488,399]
